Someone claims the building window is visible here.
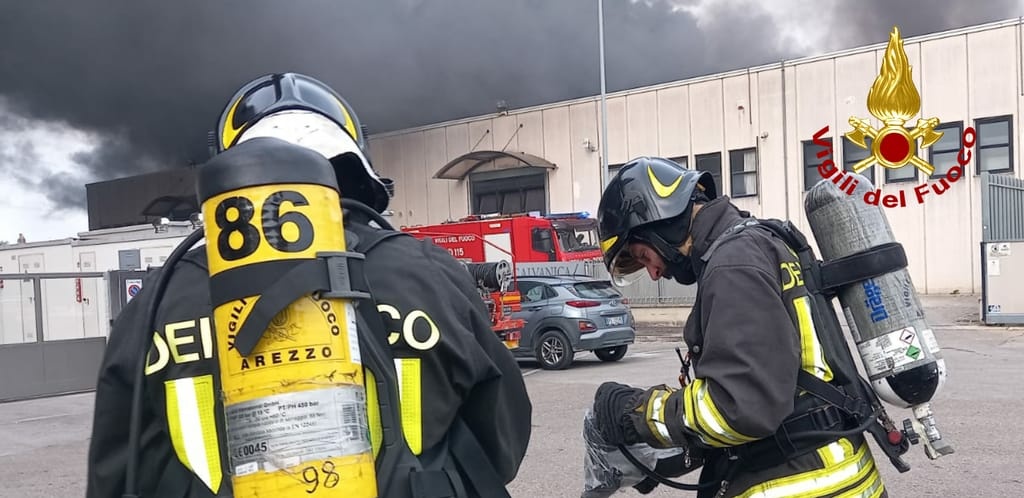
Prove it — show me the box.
[803,138,831,191]
[695,153,722,193]
[729,148,757,197]
[471,172,546,215]
[885,158,918,184]
[606,163,624,185]
[667,156,688,168]
[927,121,962,180]
[842,136,875,186]
[975,115,1013,174]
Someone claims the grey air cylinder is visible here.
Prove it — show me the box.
[804,173,947,409]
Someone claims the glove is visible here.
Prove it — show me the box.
[591,382,645,447]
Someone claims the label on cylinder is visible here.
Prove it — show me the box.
[919,328,941,354]
[857,326,931,380]
[225,387,371,475]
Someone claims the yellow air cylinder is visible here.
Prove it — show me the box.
[197,137,377,497]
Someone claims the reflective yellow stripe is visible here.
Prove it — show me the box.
[395,358,422,455]
[793,296,833,382]
[737,441,879,498]
[681,379,756,448]
[164,376,223,494]
[682,380,733,448]
[836,468,886,498]
[600,236,618,253]
[817,439,846,467]
[643,391,673,447]
[364,368,382,458]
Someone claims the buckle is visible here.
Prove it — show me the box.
[317,251,371,300]
[809,406,844,430]
[841,397,871,419]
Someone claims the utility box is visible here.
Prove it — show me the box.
[118,249,142,270]
[981,241,1024,325]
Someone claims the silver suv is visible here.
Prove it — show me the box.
[510,275,636,370]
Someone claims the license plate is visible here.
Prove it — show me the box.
[606,315,625,326]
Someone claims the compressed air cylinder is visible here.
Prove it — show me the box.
[197,138,376,497]
[804,173,946,409]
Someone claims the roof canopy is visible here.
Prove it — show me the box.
[434,150,556,180]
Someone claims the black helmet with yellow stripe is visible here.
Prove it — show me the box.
[214,72,394,212]
[597,156,716,286]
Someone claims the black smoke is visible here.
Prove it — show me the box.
[0,0,1019,211]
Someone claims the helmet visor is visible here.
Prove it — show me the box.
[607,245,648,287]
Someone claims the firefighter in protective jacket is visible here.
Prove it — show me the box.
[86,73,532,498]
[590,157,887,497]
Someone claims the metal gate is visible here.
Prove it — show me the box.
[980,172,1024,325]
[0,271,110,401]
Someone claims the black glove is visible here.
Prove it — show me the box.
[592,382,644,447]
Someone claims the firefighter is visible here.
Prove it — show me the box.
[589,156,887,497]
[86,72,532,498]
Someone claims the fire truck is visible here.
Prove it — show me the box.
[400,212,603,350]
[460,260,524,350]
[400,212,603,269]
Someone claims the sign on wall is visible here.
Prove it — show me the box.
[125,278,143,303]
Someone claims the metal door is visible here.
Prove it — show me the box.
[17,254,43,341]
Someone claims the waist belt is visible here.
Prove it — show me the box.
[731,401,851,474]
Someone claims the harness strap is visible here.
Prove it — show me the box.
[796,370,873,419]
[349,222,512,498]
[448,417,513,498]
[818,243,907,294]
[696,218,913,477]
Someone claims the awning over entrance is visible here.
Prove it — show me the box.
[434,150,557,180]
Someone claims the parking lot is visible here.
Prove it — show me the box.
[1,324,1022,497]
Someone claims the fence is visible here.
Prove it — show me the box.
[981,171,1024,242]
[0,272,111,401]
[517,260,697,306]
[980,172,1024,325]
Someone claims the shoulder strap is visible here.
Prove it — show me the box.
[348,226,512,498]
[698,218,761,265]
[736,219,915,473]
[736,219,909,295]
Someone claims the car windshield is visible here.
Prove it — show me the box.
[567,281,621,299]
[555,225,599,252]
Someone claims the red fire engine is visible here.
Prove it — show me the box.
[401,212,603,350]
[401,212,603,267]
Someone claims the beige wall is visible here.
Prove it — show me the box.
[369,19,1024,295]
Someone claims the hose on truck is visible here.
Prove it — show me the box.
[462,260,513,292]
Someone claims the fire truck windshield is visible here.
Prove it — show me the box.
[555,226,599,252]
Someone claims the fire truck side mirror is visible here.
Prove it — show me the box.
[531,228,557,261]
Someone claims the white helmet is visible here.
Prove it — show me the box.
[214,72,394,212]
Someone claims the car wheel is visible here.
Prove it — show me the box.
[535,330,573,370]
[594,345,628,362]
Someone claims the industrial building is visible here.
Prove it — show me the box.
[3,17,1024,402]
[366,17,1024,296]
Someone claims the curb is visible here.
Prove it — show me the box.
[635,335,682,343]
[633,323,1024,340]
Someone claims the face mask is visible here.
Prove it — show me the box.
[665,257,697,285]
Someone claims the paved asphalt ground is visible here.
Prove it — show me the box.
[1,310,1022,496]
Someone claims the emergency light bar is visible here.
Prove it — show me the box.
[544,211,591,219]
